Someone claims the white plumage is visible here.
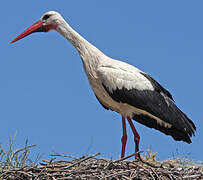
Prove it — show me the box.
[11,11,196,159]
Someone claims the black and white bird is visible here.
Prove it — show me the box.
[11,11,196,158]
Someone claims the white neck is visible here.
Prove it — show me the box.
[56,18,104,60]
[55,17,107,78]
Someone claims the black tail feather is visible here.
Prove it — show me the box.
[133,113,195,144]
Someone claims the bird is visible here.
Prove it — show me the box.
[11,11,196,159]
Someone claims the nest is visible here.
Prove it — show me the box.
[1,152,203,180]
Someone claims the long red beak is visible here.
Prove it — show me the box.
[10,20,45,44]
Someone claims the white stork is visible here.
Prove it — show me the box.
[11,11,196,159]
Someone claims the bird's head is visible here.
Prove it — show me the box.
[10,11,63,43]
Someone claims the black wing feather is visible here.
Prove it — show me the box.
[141,73,174,101]
[102,73,196,143]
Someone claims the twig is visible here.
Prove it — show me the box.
[62,152,101,169]
[167,173,174,180]
[150,166,161,180]
[102,170,131,179]
[114,151,143,163]
[183,174,202,179]
[131,162,156,180]
[50,153,78,160]
[34,167,47,180]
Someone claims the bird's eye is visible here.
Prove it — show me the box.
[42,14,50,21]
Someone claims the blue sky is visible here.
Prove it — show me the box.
[1,1,202,161]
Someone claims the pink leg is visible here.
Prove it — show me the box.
[127,117,141,159]
[121,116,127,158]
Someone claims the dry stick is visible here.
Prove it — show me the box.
[16,170,33,178]
[57,177,77,180]
[62,152,101,169]
[123,175,131,180]
[41,162,71,169]
[150,167,161,180]
[1,170,23,180]
[34,167,48,180]
[133,162,156,180]
[114,151,143,163]
[140,158,162,168]
[50,153,78,160]
[102,170,132,180]
[167,173,174,180]
[0,166,27,178]
[183,174,202,179]
[163,169,176,180]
